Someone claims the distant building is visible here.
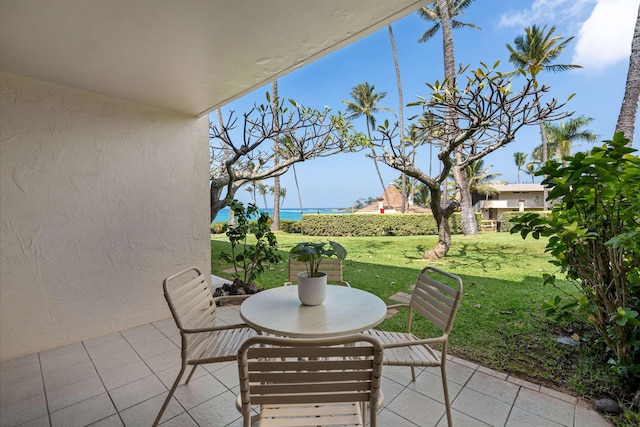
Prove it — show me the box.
[473,183,546,222]
[357,184,430,214]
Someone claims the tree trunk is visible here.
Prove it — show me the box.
[616,2,640,146]
[271,81,281,230]
[452,162,477,235]
[210,180,233,224]
[423,185,453,259]
[212,108,235,225]
[366,121,389,207]
[424,210,453,259]
[389,24,406,213]
[540,120,549,210]
[436,0,477,233]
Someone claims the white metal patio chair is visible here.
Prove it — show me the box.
[236,334,384,427]
[284,257,351,287]
[153,267,258,426]
[364,266,463,427]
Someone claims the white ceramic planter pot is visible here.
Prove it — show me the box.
[297,272,327,305]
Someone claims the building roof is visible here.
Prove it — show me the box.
[492,183,544,192]
[0,1,426,117]
[357,184,430,213]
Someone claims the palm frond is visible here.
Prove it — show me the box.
[418,24,440,43]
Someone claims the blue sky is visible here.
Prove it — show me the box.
[215,0,640,209]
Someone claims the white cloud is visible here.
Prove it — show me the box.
[572,0,639,72]
[498,0,595,29]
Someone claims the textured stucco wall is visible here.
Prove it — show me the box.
[0,73,210,361]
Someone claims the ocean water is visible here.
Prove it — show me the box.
[212,207,351,223]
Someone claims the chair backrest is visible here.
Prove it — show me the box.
[163,267,217,334]
[410,266,463,335]
[237,334,383,425]
[287,258,347,285]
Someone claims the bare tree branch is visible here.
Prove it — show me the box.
[372,63,572,258]
[209,96,365,222]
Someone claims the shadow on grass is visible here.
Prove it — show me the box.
[210,234,617,401]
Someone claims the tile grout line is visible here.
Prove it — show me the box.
[37,352,52,427]
[84,333,123,427]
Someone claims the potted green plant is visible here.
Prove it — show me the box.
[289,241,347,305]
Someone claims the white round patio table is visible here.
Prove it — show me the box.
[240,285,387,338]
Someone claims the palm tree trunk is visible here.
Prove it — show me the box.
[437,0,477,235]
[216,108,236,226]
[271,81,281,230]
[438,0,454,212]
[366,121,389,208]
[389,24,406,213]
[293,164,303,217]
[540,120,549,210]
[616,3,640,146]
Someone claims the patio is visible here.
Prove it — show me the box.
[1,304,611,427]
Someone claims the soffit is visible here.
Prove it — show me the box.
[0,0,426,117]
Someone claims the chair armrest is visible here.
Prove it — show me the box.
[386,303,410,310]
[341,281,351,288]
[382,334,448,349]
[182,322,251,334]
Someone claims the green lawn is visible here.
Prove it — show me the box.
[211,232,620,400]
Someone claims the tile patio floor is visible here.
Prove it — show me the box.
[1,301,612,426]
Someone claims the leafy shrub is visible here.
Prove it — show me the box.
[299,212,480,236]
[500,211,551,233]
[280,220,302,234]
[210,222,225,234]
[218,200,282,284]
[510,133,640,385]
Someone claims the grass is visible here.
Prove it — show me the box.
[211,232,624,402]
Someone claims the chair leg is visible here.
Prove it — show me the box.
[441,363,453,427]
[410,366,416,381]
[185,364,198,384]
[152,364,187,427]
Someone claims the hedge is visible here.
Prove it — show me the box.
[298,212,481,237]
[213,213,483,236]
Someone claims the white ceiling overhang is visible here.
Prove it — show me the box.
[0,1,427,117]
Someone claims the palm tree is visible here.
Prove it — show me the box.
[616,3,640,145]
[279,187,287,208]
[525,162,538,183]
[419,0,480,236]
[388,24,406,212]
[271,80,281,231]
[256,182,270,211]
[513,152,527,184]
[278,134,305,217]
[244,182,257,205]
[216,107,236,226]
[449,159,502,197]
[343,82,392,207]
[543,116,597,164]
[506,24,581,210]
[417,0,479,44]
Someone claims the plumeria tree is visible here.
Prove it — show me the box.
[209,94,366,222]
[374,62,570,258]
